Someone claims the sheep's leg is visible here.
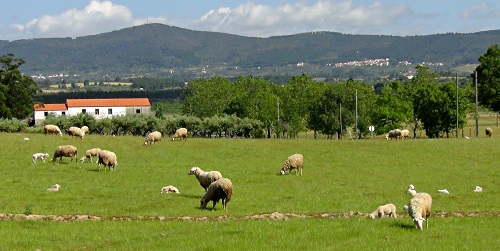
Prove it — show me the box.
[212,200,216,209]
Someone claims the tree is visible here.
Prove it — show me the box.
[181,77,233,118]
[372,81,413,135]
[0,54,40,119]
[476,44,500,112]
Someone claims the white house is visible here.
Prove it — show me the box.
[33,98,151,125]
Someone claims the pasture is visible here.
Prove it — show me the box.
[1,132,499,250]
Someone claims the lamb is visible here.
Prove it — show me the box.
[52,145,78,163]
[280,153,304,175]
[68,126,85,139]
[161,185,180,194]
[407,192,433,230]
[200,178,233,210]
[44,124,62,136]
[81,126,89,134]
[172,128,188,141]
[79,148,102,163]
[32,153,49,163]
[400,129,410,140]
[385,129,401,140]
[368,203,397,219]
[46,184,61,192]
[486,127,493,138]
[97,150,118,172]
[188,167,223,191]
[144,131,162,145]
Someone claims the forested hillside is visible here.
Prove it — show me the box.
[0,23,498,80]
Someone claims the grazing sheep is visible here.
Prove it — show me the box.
[172,128,188,141]
[280,153,304,176]
[144,131,162,145]
[32,153,49,163]
[200,178,233,210]
[188,167,223,191]
[368,203,397,219]
[161,185,180,194]
[385,129,401,140]
[46,184,61,192]
[52,145,78,163]
[486,127,493,138]
[97,150,118,172]
[44,124,62,136]
[408,192,432,230]
[81,126,89,134]
[400,129,410,140]
[68,126,85,139]
[79,148,102,163]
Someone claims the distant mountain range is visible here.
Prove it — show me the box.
[1,23,498,80]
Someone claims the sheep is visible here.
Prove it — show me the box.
[68,126,85,139]
[161,185,180,194]
[385,129,401,140]
[172,128,188,141]
[408,192,433,230]
[200,178,233,210]
[79,148,102,163]
[144,131,162,145]
[188,167,223,191]
[280,153,304,176]
[46,184,61,192]
[97,150,118,172]
[81,126,89,134]
[44,124,62,136]
[400,129,410,140]
[486,127,493,138]
[52,145,78,163]
[32,153,49,163]
[368,203,397,219]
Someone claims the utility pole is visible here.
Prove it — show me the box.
[475,71,479,138]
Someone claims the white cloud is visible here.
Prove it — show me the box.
[461,3,500,19]
[12,0,140,38]
[191,0,408,37]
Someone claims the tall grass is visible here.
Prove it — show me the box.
[0,132,499,250]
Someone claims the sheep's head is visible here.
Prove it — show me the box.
[368,214,375,219]
[413,217,425,230]
[188,167,199,175]
[79,156,86,163]
[200,198,208,209]
[280,169,285,175]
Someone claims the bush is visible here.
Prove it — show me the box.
[0,118,28,132]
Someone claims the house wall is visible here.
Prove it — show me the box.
[34,110,67,125]
[67,106,127,119]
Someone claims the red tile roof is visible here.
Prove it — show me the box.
[66,98,150,107]
[34,103,67,111]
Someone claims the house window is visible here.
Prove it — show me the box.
[136,109,141,114]
[95,109,99,115]
[62,112,66,116]
[108,108,112,115]
[44,112,48,117]
[82,109,86,114]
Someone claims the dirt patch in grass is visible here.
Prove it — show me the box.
[1,211,499,222]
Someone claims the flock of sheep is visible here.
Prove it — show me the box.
[386,127,493,140]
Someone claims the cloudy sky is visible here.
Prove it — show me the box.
[1,0,499,41]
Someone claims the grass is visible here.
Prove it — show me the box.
[0,129,499,250]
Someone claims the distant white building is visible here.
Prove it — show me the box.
[33,98,151,125]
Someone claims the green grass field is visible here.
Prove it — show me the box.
[1,131,499,250]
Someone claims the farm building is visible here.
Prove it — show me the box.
[33,98,151,125]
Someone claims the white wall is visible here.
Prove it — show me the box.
[67,106,127,119]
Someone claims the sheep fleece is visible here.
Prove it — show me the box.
[408,192,432,230]
[281,154,304,175]
[201,178,233,210]
[52,145,78,162]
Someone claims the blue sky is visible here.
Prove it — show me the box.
[1,0,499,41]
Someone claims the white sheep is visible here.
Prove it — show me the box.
[81,126,89,134]
[385,129,401,140]
[408,192,433,230]
[144,131,162,145]
[200,178,233,210]
[44,124,62,136]
[485,127,493,138]
[368,203,397,219]
[280,153,304,175]
[79,148,102,163]
[97,150,118,172]
[400,129,410,140]
[52,145,78,163]
[161,185,180,194]
[188,167,223,191]
[32,153,49,164]
[68,126,85,139]
[172,128,188,141]
[46,184,61,192]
